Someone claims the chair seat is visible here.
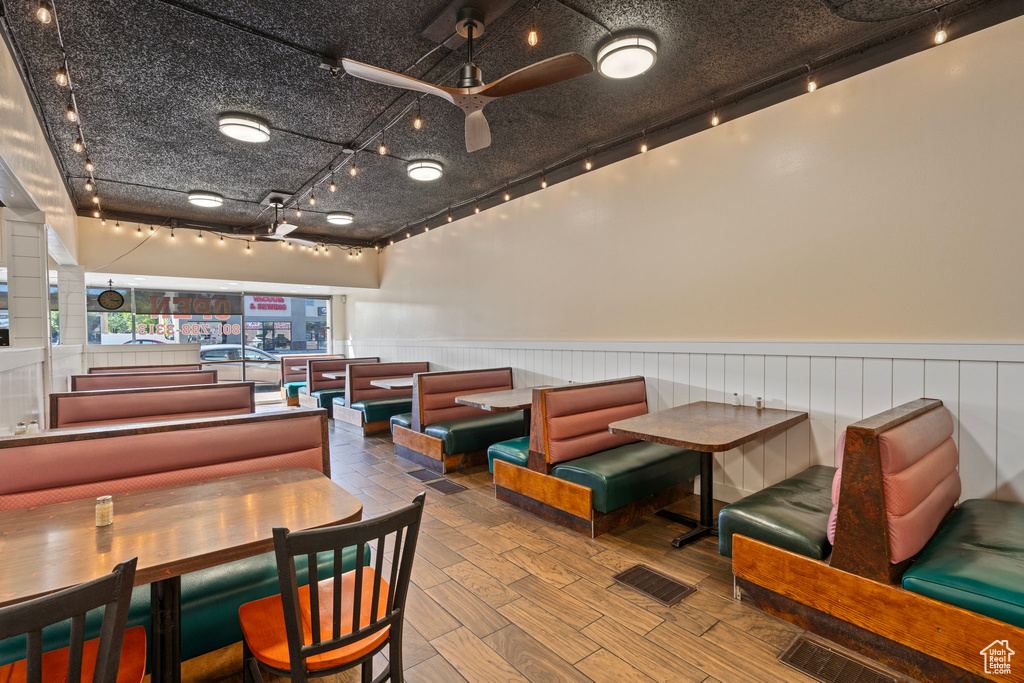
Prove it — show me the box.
[350,398,413,424]
[551,442,701,514]
[488,437,530,473]
[717,465,836,559]
[283,381,306,398]
[0,626,147,683]
[390,413,412,432]
[902,499,1024,628]
[0,548,367,670]
[424,412,526,455]
[239,570,391,672]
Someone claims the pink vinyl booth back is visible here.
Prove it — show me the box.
[280,354,344,385]
[306,357,379,393]
[537,377,647,464]
[50,382,255,429]
[415,368,514,428]
[0,409,329,511]
[346,362,430,405]
[89,363,202,374]
[829,405,961,565]
[70,370,218,391]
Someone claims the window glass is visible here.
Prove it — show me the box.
[86,287,132,345]
[49,283,60,345]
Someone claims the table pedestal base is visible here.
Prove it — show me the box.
[659,451,718,548]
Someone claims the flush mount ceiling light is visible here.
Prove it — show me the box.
[188,191,224,207]
[597,34,658,79]
[327,211,354,225]
[218,113,270,143]
[406,160,444,182]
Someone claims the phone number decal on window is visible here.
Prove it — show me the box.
[137,323,242,336]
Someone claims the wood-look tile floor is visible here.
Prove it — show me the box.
[222,422,839,683]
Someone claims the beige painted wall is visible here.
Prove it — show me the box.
[348,16,1024,343]
[77,217,379,289]
[0,37,77,258]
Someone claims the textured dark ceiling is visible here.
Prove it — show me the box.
[0,0,987,244]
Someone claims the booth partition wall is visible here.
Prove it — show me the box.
[86,288,330,401]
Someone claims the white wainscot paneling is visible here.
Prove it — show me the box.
[351,340,1023,503]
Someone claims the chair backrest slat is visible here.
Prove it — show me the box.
[371,534,386,622]
[351,542,365,635]
[307,551,320,646]
[272,493,425,682]
[68,614,86,681]
[387,527,404,615]
[27,630,42,683]
[0,558,137,683]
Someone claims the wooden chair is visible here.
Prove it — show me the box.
[239,493,426,683]
[0,558,145,683]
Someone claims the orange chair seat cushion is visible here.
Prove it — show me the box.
[239,569,391,671]
[0,626,147,683]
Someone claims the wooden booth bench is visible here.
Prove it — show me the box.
[723,398,1024,682]
[491,377,702,537]
[0,409,367,672]
[390,368,525,474]
[333,361,429,436]
[49,381,255,429]
[88,363,202,374]
[297,356,379,417]
[70,369,218,391]
[279,353,344,405]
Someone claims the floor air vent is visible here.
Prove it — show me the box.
[611,564,695,606]
[779,636,903,683]
[405,469,442,482]
[424,479,467,495]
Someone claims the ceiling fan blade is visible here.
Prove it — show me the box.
[342,58,457,103]
[477,53,593,98]
[465,110,491,153]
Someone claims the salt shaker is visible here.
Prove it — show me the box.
[14,422,26,435]
[95,495,113,527]
[26,420,39,434]
[732,393,741,406]
[755,397,763,410]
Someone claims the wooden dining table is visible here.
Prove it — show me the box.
[0,468,363,683]
[609,401,807,548]
[455,386,551,429]
[370,376,415,390]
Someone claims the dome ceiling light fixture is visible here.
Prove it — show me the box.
[407,160,444,181]
[327,211,354,225]
[188,190,224,207]
[218,113,270,143]
[597,34,658,79]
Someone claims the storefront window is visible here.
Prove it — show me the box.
[86,287,133,345]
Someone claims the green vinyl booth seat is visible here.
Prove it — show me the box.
[902,499,1024,628]
[302,388,346,409]
[717,465,837,559]
[488,436,530,473]
[348,397,414,424]
[423,412,526,455]
[0,546,368,671]
[390,412,412,432]
[550,442,702,514]
[283,381,306,399]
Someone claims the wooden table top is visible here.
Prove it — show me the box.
[370,377,415,390]
[322,372,345,380]
[609,401,808,452]
[0,468,362,607]
[454,387,546,412]
[289,366,307,372]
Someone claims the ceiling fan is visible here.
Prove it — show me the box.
[342,5,593,152]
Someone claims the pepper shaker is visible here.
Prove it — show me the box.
[755,397,763,410]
